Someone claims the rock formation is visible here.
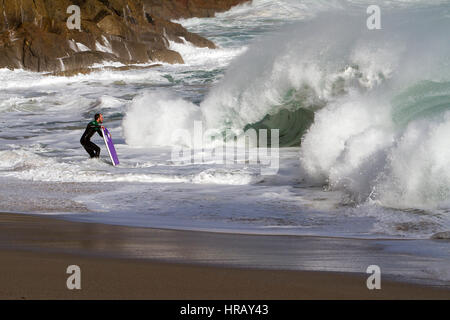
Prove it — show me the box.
[143,0,250,20]
[0,0,248,73]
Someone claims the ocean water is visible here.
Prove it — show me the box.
[0,0,450,283]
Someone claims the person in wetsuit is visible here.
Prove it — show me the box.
[80,113,104,158]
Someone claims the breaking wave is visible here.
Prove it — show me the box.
[124,5,450,210]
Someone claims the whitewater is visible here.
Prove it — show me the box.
[0,0,450,283]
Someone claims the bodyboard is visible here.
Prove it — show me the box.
[101,127,120,166]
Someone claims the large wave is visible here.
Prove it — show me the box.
[123,4,450,209]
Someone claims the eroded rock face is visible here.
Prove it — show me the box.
[143,0,250,20]
[0,0,245,73]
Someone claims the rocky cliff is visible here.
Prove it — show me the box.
[0,0,248,73]
[143,0,250,20]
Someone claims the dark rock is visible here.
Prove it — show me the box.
[143,0,250,20]
[148,48,184,64]
[0,0,248,73]
[431,231,450,240]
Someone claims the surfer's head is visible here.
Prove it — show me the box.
[95,113,103,123]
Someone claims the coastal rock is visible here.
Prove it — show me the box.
[97,15,129,38]
[143,0,250,20]
[148,48,184,64]
[431,231,450,240]
[0,0,246,73]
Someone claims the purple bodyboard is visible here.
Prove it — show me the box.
[101,127,120,166]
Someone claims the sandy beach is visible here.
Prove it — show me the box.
[0,213,448,300]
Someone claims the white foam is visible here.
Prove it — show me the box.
[169,39,246,68]
[122,91,201,147]
[134,13,404,147]
[95,36,114,54]
[192,168,263,185]
[97,95,125,109]
[375,113,450,209]
[175,0,342,29]
[76,42,91,52]
[0,148,261,186]
[132,6,450,218]
[0,66,168,90]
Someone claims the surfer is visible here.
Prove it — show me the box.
[80,113,105,158]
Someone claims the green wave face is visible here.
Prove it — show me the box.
[243,86,322,147]
[392,81,450,128]
[245,78,450,148]
[244,107,315,147]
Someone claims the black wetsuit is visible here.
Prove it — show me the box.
[80,120,103,158]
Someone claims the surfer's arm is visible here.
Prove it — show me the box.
[97,126,104,137]
[91,123,103,137]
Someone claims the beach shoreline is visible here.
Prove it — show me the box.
[0,212,448,300]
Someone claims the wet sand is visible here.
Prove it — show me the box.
[0,213,448,299]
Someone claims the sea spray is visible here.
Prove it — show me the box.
[169,121,280,175]
[122,91,202,147]
[128,7,450,210]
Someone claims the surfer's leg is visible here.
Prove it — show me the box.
[92,143,101,158]
[81,141,97,158]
